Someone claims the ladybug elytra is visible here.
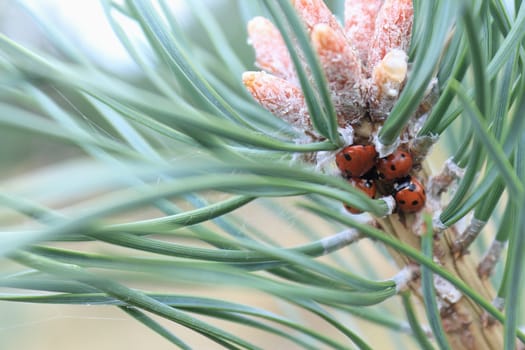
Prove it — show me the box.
[335,145,378,178]
[392,176,426,213]
[377,148,413,180]
[344,177,377,214]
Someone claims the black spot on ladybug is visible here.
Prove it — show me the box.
[412,200,419,206]
[390,165,396,171]
[344,154,352,161]
[399,200,406,204]
[400,153,406,158]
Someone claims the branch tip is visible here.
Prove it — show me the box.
[373,131,399,158]
[393,264,419,292]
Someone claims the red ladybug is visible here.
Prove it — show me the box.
[344,177,377,214]
[335,145,377,178]
[377,148,413,180]
[392,176,426,213]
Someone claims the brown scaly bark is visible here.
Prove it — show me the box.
[376,165,504,350]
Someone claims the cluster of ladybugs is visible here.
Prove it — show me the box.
[335,144,426,214]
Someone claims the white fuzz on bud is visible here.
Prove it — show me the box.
[379,195,396,216]
[338,125,354,146]
[445,157,465,178]
[373,131,399,158]
[432,212,448,232]
[393,265,418,292]
[434,275,462,304]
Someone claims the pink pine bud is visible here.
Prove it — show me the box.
[242,71,311,131]
[247,17,297,84]
[344,0,382,66]
[311,23,365,124]
[367,0,413,70]
[292,0,342,34]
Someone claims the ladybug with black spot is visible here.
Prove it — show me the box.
[377,147,413,180]
[335,144,377,178]
[344,177,377,214]
[392,176,426,213]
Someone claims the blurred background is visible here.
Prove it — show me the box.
[0,0,184,181]
[0,1,248,349]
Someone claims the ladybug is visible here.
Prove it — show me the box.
[392,176,426,213]
[377,148,413,180]
[361,166,379,181]
[344,177,377,214]
[335,145,378,178]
